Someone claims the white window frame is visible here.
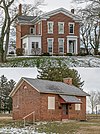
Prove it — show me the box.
[48,97,55,110]
[58,22,64,34]
[58,38,64,53]
[69,23,75,34]
[47,21,54,34]
[30,27,36,35]
[47,38,54,54]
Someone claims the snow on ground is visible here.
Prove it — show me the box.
[1,56,100,67]
[0,127,46,134]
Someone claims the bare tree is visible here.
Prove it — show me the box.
[73,0,100,55]
[0,0,45,62]
[88,91,99,114]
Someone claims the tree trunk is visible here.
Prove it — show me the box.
[0,38,4,63]
[3,26,10,62]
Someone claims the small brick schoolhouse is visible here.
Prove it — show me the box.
[16,4,81,55]
[9,77,89,121]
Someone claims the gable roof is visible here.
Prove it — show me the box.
[17,16,37,23]
[10,77,89,97]
[32,8,81,23]
[17,8,81,24]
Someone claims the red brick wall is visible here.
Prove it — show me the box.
[12,81,86,121]
[40,93,62,121]
[68,96,86,120]
[16,24,22,49]
[16,24,35,49]
[16,12,80,54]
[12,81,62,121]
[42,13,80,54]
[12,81,41,121]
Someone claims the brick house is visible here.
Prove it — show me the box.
[16,4,81,55]
[9,77,89,121]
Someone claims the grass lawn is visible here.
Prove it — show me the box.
[0,114,100,134]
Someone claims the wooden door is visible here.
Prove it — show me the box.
[62,104,69,119]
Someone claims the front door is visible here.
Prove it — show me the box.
[62,104,69,119]
[69,40,76,54]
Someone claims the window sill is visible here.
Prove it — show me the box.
[69,33,74,35]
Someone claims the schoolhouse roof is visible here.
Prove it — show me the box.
[9,77,89,97]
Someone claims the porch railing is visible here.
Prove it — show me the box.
[23,111,35,127]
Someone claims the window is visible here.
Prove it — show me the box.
[69,23,74,34]
[47,38,54,53]
[48,97,55,109]
[30,27,36,34]
[47,21,54,34]
[58,38,64,53]
[58,22,64,34]
[32,42,39,48]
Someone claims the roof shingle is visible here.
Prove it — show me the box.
[23,77,89,96]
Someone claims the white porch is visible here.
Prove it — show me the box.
[21,35,41,55]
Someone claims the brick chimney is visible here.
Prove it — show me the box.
[19,4,22,16]
[63,78,73,85]
[71,9,74,14]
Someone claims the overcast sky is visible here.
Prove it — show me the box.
[19,0,76,12]
[0,67,100,93]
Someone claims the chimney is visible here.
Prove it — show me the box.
[63,78,73,85]
[19,4,22,16]
[71,9,74,14]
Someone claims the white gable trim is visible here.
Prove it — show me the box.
[31,8,81,23]
[23,78,40,93]
[9,78,40,97]
[9,79,24,97]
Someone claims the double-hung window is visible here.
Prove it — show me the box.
[58,22,64,34]
[69,23,74,34]
[47,21,54,34]
[47,38,54,53]
[58,38,64,53]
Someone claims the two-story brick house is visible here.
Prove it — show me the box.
[16,4,81,55]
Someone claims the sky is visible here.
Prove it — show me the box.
[19,0,76,12]
[0,67,100,93]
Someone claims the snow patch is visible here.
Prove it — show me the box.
[0,127,46,134]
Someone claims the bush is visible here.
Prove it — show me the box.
[16,48,24,56]
[78,52,87,56]
[42,53,50,56]
[66,53,73,56]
